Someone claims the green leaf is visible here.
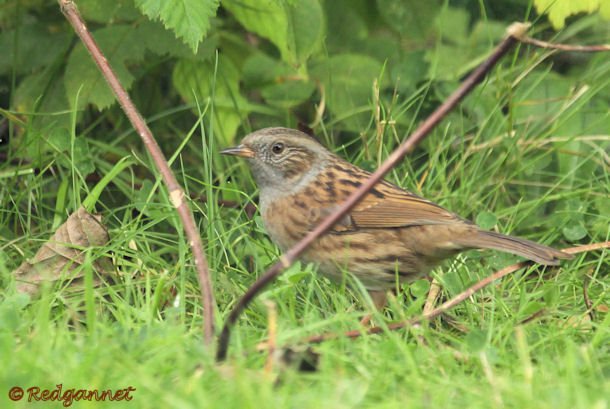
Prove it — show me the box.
[243,53,314,107]
[283,0,324,66]
[64,26,146,110]
[0,23,70,75]
[47,128,71,152]
[72,139,96,176]
[425,15,505,80]
[261,81,315,108]
[46,129,96,176]
[562,224,588,242]
[475,211,498,230]
[436,6,470,44]
[242,53,283,86]
[223,0,323,67]
[534,0,609,30]
[310,54,383,130]
[409,279,431,298]
[281,261,311,284]
[389,51,428,92]
[323,0,369,52]
[14,71,72,132]
[512,72,572,124]
[135,180,155,214]
[137,19,219,59]
[376,0,440,41]
[134,0,220,52]
[172,56,248,143]
[78,0,140,23]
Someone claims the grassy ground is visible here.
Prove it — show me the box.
[1,34,609,409]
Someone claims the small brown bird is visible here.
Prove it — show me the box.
[222,127,571,308]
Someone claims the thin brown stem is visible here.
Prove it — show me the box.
[58,0,216,344]
[582,275,595,321]
[303,241,609,344]
[215,23,530,361]
[517,35,610,52]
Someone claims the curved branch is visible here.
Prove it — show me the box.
[58,0,216,343]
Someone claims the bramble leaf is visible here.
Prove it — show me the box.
[534,0,609,29]
[135,0,220,52]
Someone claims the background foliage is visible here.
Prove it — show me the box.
[0,0,609,408]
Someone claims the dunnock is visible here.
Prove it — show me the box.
[222,127,571,308]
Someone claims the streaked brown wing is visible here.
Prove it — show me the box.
[322,159,468,232]
[350,187,465,228]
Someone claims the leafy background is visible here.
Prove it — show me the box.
[0,0,609,408]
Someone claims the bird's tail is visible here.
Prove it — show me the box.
[460,230,572,265]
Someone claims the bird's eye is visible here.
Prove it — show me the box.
[271,142,285,154]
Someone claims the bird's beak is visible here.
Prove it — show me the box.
[220,144,255,158]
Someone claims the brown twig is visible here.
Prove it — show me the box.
[516,35,610,52]
[215,22,530,361]
[303,241,609,344]
[582,275,594,321]
[58,0,216,344]
[517,308,546,325]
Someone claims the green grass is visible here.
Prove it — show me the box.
[1,29,610,409]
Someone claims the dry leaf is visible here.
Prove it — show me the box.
[13,207,112,295]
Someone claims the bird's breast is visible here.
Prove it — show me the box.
[261,192,320,251]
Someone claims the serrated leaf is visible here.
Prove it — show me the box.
[172,56,248,143]
[534,0,608,30]
[135,0,220,52]
[223,0,323,67]
[64,26,145,110]
[137,19,218,59]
